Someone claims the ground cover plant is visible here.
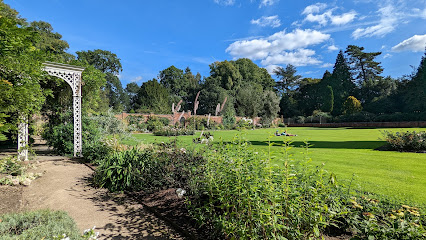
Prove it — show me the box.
[0,210,84,240]
[123,127,426,204]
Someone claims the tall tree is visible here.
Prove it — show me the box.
[159,65,186,97]
[29,21,74,62]
[0,2,47,140]
[134,79,169,114]
[76,49,122,74]
[76,49,125,111]
[324,51,356,115]
[125,82,140,111]
[403,51,426,113]
[234,58,275,91]
[345,45,383,85]
[236,83,263,120]
[261,90,280,125]
[273,64,301,96]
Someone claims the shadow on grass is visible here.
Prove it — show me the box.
[246,140,386,149]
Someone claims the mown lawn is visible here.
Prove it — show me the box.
[123,127,426,204]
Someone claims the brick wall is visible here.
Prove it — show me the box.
[288,121,426,128]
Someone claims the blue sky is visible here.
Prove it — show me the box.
[4,0,426,86]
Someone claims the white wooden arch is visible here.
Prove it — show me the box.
[17,62,85,160]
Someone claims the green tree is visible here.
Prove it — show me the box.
[345,45,383,85]
[403,51,426,112]
[236,83,263,119]
[125,82,140,111]
[76,49,122,74]
[323,51,356,115]
[343,96,362,115]
[322,85,334,113]
[234,58,275,90]
[0,3,47,140]
[295,77,322,116]
[29,21,74,62]
[76,49,125,111]
[261,90,280,125]
[273,64,301,96]
[209,60,242,91]
[159,65,186,96]
[134,79,169,114]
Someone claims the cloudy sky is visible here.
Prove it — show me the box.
[5,0,426,85]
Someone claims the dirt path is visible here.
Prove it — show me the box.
[18,141,184,240]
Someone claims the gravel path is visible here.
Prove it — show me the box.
[19,140,184,240]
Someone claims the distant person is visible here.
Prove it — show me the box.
[276,130,297,136]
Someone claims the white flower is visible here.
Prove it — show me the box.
[11,178,19,186]
[180,148,186,154]
[176,188,186,198]
[22,178,32,186]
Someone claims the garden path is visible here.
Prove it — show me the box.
[21,138,183,240]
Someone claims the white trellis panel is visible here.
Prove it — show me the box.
[43,62,85,157]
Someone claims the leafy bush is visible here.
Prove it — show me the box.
[187,136,426,239]
[82,139,113,164]
[89,109,130,138]
[146,115,166,132]
[0,156,24,176]
[188,137,347,239]
[382,130,426,152]
[343,96,363,115]
[153,126,194,136]
[335,111,376,122]
[42,112,101,155]
[94,142,205,193]
[0,210,83,240]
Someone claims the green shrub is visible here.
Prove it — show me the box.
[82,139,113,164]
[0,156,24,176]
[158,117,170,126]
[153,126,194,136]
[145,115,165,132]
[382,130,426,152]
[94,142,205,193]
[42,112,101,155]
[0,210,83,240]
[89,109,130,137]
[187,135,426,239]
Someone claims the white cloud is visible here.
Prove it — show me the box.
[391,34,426,52]
[383,53,392,58]
[302,3,328,15]
[214,0,235,6]
[226,39,271,60]
[251,15,281,28]
[321,63,334,68]
[330,11,357,25]
[327,45,339,51]
[226,29,330,66]
[412,8,426,19]
[260,0,279,8]
[131,76,143,83]
[304,10,332,26]
[352,4,397,39]
[261,49,322,66]
[264,65,280,74]
[302,4,356,26]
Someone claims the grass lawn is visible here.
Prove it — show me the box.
[123,127,426,204]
